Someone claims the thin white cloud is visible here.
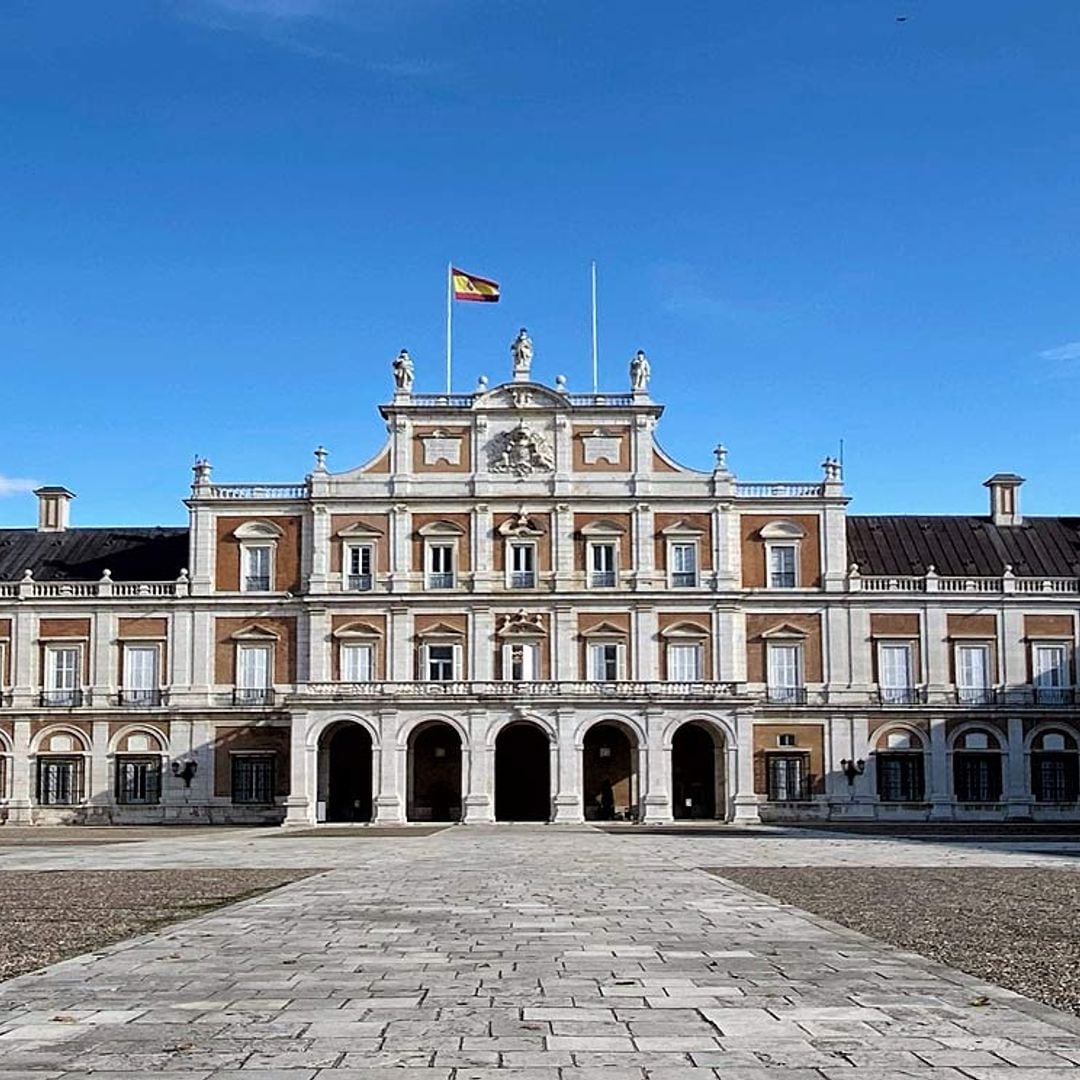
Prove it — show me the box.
[0,476,39,498]
[1039,341,1080,363]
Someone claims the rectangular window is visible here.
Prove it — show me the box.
[766,643,804,703]
[878,643,915,704]
[243,545,272,592]
[44,646,81,706]
[1033,644,1068,704]
[231,755,275,805]
[346,544,374,592]
[956,643,992,704]
[427,544,455,589]
[509,543,536,588]
[670,542,698,588]
[340,643,374,682]
[505,642,538,681]
[766,755,808,800]
[116,756,162,805]
[667,643,702,681]
[426,644,456,682]
[589,543,617,588]
[768,545,797,589]
[122,644,160,706]
[954,753,1002,801]
[1034,755,1079,802]
[37,757,82,805]
[236,644,273,704]
[876,754,925,801]
[588,643,620,681]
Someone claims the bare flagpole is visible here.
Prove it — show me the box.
[445,262,453,395]
[591,260,599,394]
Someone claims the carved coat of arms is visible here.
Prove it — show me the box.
[488,424,554,477]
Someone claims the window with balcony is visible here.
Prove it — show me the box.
[955,643,993,704]
[235,643,273,705]
[241,543,273,593]
[425,644,458,682]
[953,730,1002,801]
[766,755,809,800]
[503,642,539,681]
[121,644,161,706]
[37,756,83,805]
[345,543,374,592]
[667,642,703,682]
[588,642,622,682]
[340,642,374,683]
[669,542,698,588]
[588,542,617,588]
[116,756,162,804]
[508,542,536,589]
[427,543,455,590]
[43,645,82,707]
[1033,643,1069,704]
[878,642,916,704]
[766,642,804,704]
[231,754,275,804]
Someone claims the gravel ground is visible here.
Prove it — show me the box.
[714,866,1080,1016]
[0,868,317,981]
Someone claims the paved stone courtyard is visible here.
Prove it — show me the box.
[0,826,1079,1078]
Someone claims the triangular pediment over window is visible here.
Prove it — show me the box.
[415,622,465,638]
[759,623,808,640]
[660,520,707,536]
[580,620,629,638]
[580,519,626,537]
[230,624,280,641]
[336,522,384,539]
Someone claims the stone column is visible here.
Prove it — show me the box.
[640,708,672,822]
[1004,714,1032,819]
[731,710,761,823]
[928,713,952,819]
[282,710,313,826]
[463,707,494,822]
[373,708,404,823]
[9,719,32,823]
[551,706,582,821]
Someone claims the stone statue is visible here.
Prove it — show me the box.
[511,328,533,377]
[392,349,414,393]
[630,350,651,391]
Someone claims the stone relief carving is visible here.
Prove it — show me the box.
[422,429,462,466]
[498,609,545,636]
[488,423,554,477]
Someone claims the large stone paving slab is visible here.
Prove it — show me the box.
[0,826,1078,1077]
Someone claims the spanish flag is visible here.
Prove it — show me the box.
[451,267,500,303]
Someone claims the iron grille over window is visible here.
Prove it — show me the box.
[876,754,925,801]
[116,757,162,804]
[231,755,275,804]
[766,755,809,801]
[40,689,84,707]
[1033,755,1079,802]
[954,754,1002,802]
[37,757,83,805]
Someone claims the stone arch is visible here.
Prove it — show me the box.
[668,718,729,821]
[1024,720,1080,752]
[107,723,168,755]
[1026,722,1080,804]
[947,722,1003,751]
[406,718,464,822]
[317,718,374,823]
[485,711,557,748]
[573,712,646,750]
[397,712,470,749]
[871,724,929,803]
[580,716,642,821]
[660,713,735,750]
[31,724,91,755]
[494,719,553,822]
[307,712,379,750]
[949,722,1005,803]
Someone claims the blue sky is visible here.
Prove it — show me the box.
[2,1,1079,526]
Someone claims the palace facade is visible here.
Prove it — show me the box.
[2,335,1079,826]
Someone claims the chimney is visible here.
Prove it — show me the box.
[34,486,76,533]
[983,473,1024,526]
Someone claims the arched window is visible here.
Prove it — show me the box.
[953,729,1003,802]
[874,728,925,802]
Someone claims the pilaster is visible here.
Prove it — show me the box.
[8,719,32,823]
[551,706,582,821]
[639,707,672,822]
[282,710,313,826]
[373,708,404,823]
[1005,714,1032,818]
[731,711,761,823]
[307,608,330,683]
[928,714,952,819]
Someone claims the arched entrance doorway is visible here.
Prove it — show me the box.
[407,721,463,822]
[495,722,550,821]
[318,722,373,823]
[672,721,726,819]
[583,721,639,821]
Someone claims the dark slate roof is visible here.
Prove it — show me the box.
[0,528,189,582]
[847,516,1080,578]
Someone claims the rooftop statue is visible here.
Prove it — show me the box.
[392,349,414,393]
[630,349,651,392]
[511,328,533,379]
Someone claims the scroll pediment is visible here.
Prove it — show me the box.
[498,512,545,538]
[497,610,546,637]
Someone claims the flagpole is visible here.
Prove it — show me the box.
[445,262,453,395]
[590,260,599,393]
